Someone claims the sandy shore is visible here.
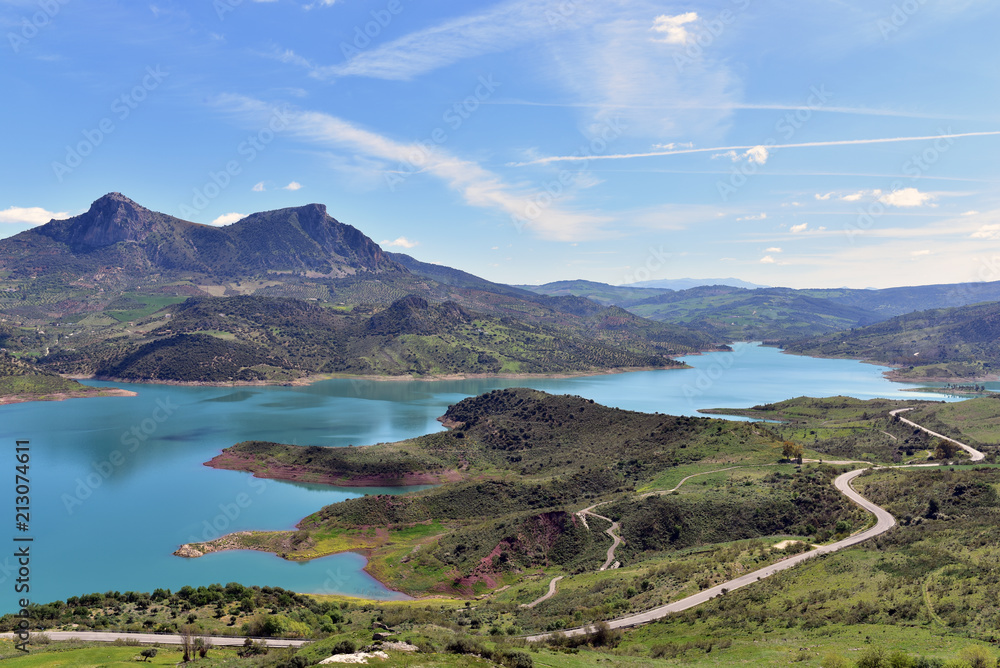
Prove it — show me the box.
[69,363,690,388]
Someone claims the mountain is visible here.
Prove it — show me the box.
[1,193,399,286]
[781,300,1000,380]
[628,277,770,290]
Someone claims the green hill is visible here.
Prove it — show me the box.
[780,300,1000,380]
[524,280,1000,341]
[39,295,682,382]
[197,389,875,599]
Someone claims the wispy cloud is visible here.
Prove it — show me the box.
[301,0,596,81]
[0,206,70,226]
[215,94,609,241]
[512,131,1000,166]
[252,182,265,192]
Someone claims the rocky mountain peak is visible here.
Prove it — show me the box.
[39,192,160,250]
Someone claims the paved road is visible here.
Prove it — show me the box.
[0,630,309,648]
[891,408,985,461]
[525,412,986,642]
[524,468,893,641]
[520,576,564,609]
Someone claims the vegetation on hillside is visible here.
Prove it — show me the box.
[780,301,1000,380]
[196,390,874,603]
[37,295,681,382]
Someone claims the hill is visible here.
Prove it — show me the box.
[192,389,911,600]
[38,295,682,382]
[780,300,1000,380]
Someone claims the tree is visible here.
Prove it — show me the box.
[933,439,959,460]
[139,648,157,662]
[781,441,804,463]
[958,644,994,668]
[181,626,194,662]
[925,498,940,519]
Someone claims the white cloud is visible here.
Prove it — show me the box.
[971,224,1000,239]
[381,237,418,249]
[963,210,980,216]
[766,247,783,253]
[878,187,935,208]
[0,206,70,226]
[737,213,767,221]
[840,189,876,202]
[838,187,935,208]
[713,145,769,165]
[911,249,932,257]
[760,255,777,264]
[790,223,808,233]
[210,213,247,226]
[252,182,265,192]
[815,192,833,200]
[217,94,610,241]
[283,181,303,191]
[651,12,698,45]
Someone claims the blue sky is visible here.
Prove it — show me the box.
[1,0,998,289]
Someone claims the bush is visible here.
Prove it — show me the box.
[331,640,357,655]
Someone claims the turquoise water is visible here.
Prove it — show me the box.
[0,344,967,611]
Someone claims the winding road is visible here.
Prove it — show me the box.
[890,408,985,461]
[523,412,985,642]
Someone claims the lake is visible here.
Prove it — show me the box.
[0,343,970,612]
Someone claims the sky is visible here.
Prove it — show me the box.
[1,0,999,289]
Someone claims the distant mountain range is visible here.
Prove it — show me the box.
[0,194,720,382]
[523,280,1000,341]
[627,277,770,290]
[5,192,1000,384]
